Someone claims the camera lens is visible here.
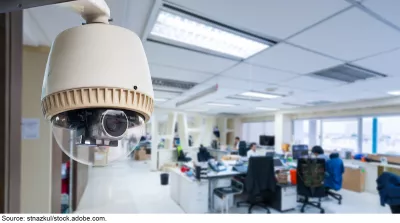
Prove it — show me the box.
[102,110,128,138]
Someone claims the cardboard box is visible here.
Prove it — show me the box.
[134,148,147,161]
[343,167,365,192]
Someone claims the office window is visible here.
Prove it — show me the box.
[376,116,400,155]
[241,121,274,143]
[362,117,373,154]
[293,120,309,144]
[322,119,358,152]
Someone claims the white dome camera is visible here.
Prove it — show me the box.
[40,0,154,165]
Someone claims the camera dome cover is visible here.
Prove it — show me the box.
[41,23,154,122]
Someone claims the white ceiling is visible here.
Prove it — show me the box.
[23,0,400,115]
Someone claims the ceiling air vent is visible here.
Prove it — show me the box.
[311,64,387,83]
[152,78,197,90]
[282,102,307,107]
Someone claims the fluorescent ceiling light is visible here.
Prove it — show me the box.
[207,103,235,107]
[255,107,278,111]
[240,91,282,99]
[150,10,270,59]
[186,108,208,112]
[154,98,168,102]
[388,91,400,96]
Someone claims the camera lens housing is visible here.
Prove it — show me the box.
[102,110,128,138]
[51,108,145,165]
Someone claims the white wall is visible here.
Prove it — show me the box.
[21,48,52,212]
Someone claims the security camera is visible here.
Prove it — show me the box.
[40,0,154,165]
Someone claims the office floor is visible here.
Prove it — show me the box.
[76,159,390,214]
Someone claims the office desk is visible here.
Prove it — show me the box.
[169,168,209,213]
[207,148,230,160]
[169,164,242,213]
[342,160,400,194]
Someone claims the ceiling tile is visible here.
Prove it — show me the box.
[106,0,154,37]
[154,90,181,99]
[288,8,400,61]
[362,0,400,29]
[220,62,298,84]
[23,10,50,46]
[25,5,84,46]
[166,0,350,39]
[337,76,400,93]
[281,76,343,91]
[246,43,343,74]
[144,42,237,74]
[203,76,272,92]
[319,84,387,101]
[352,48,400,77]
[150,64,214,83]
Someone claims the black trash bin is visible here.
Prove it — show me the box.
[160,173,169,185]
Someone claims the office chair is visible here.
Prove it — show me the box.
[325,153,344,205]
[239,156,277,214]
[238,141,247,157]
[297,158,326,213]
[197,145,212,162]
[176,146,191,162]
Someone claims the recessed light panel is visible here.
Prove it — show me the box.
[240,91,282,99]
[255,107,278,111]
[388,91,400,96]
[207,103,235,107]
[150,10,271,59]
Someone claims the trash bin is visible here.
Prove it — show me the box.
[160,173,169,186]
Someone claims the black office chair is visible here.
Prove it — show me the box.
[297,158,326,213]
[197,145,212,162]
[238,141,247,157]
[237,156,277,213]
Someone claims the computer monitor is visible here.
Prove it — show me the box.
[273,158,283,167]
[292,144,309,160]
[260,135,275,146]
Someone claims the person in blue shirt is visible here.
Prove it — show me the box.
[325,152,344,191]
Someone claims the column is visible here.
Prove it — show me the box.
[309,120,317,147]
[0,11,22,213]
[357,117,363,153]
[164,112,177,150]
[372,117,378,154]
[177,113,189,149]
[274,113,292,151]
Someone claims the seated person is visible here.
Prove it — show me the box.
[311,145,329,160]
[247,143,258,158]
[325,152,344,191]
[233,137,240,151]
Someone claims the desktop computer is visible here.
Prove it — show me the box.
[259,135,275,146]
[292,144,309,159]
